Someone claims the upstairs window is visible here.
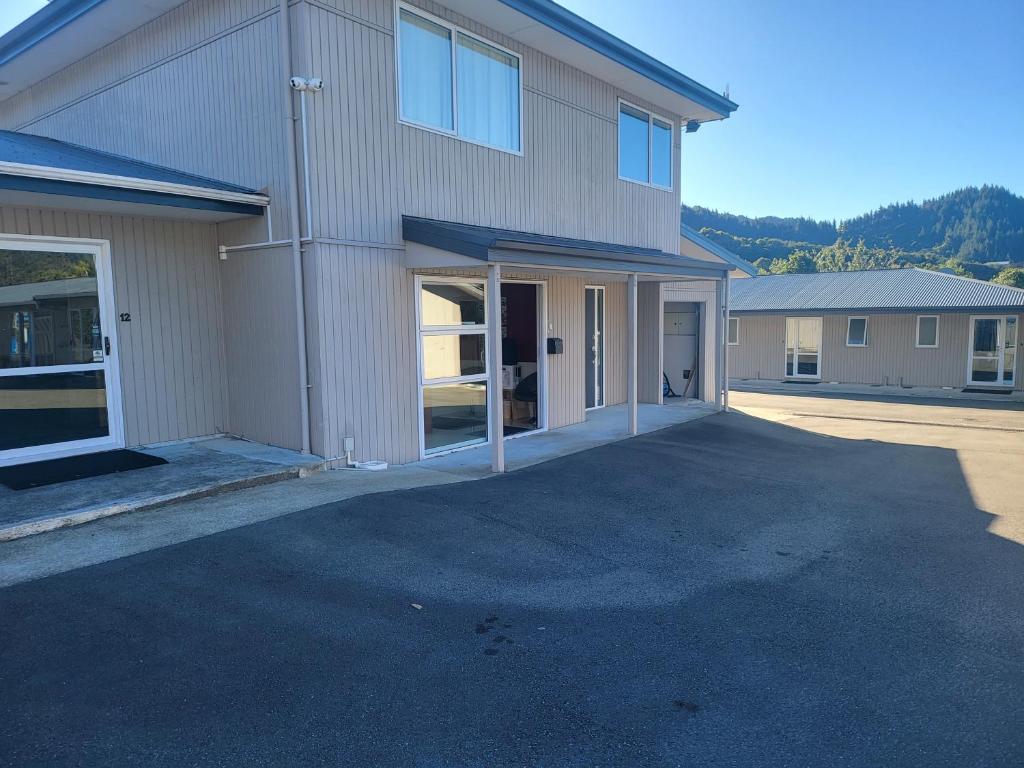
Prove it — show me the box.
[398,5,521,153]
[618,101,673,188]
[846,317,868,347]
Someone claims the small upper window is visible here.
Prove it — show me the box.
[398,6,521,153]
[916,315,939,348]
[847,317,868,347]
[618,101,673,188]
[728,317,739,345]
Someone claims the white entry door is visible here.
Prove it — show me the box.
[585,286,605,409]
[968,315,1017,387]
[785,317,822,379]
[0,235,124,467]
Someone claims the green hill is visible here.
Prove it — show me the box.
[682,186,1024,283]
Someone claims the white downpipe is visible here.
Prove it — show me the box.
[627,273,638,435]
[299,90,313,239]
[723,274,731,411]
[714,278,724,409]
[278,0,312,455]
[487,264,505,473]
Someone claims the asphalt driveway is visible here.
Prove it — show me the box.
[2,404,1023,767]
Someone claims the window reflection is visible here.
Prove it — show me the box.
[1,250,101,369]
[420,282,485,327]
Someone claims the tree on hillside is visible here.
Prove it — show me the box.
[992,267,1024,288]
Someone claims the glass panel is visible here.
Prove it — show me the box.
[0,371,108,450]
[651,118,672,187]
[618,104,650,182]
[420,282,485,327]
[917,316,937,346]
[457,33,520,151]
[797,354,818,376]
[422,333,485,380]
[728,317,739,344]
[423,382,487,453]
[585,288,596,409]
[847,318,867,346]
[973,319,998,353]
[595,289,604,408]
[399,9,453,131]
[1004,317,1017,384]
[1,249,100,369]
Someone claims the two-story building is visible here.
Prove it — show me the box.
[0,0,737,471]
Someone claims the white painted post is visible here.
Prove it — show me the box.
[627,273,638,435]
[723,273,731,411]
[487,264,505,473]
[714,277,724,409]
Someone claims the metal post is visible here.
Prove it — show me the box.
[714,277,724,409]
[627,273,638,435]
[723,273,731,411]
[487,264,505,472]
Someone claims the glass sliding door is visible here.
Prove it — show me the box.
[785,317,822,379]
[585,286,605,409]
[418,278,489,455]
[0,236,122,466]
[969,316,1017,387]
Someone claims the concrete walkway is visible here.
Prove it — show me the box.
[0,438,322,542]
[0,400,715,585]
[731,378,1024,403]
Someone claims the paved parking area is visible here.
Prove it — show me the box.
[2,395,1023,767]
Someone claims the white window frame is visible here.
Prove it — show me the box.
[617,98,674,191]
[728,316,740,346]
[395,2,524,156]
[416,275,490,458]
[846,316,869,347]
[0,233,125,467]
[915,315,939,348]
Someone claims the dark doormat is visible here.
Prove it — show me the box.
[0,450,168,491]
[962,387,1013,395]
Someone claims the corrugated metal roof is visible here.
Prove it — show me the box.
[730,268,1024,313]
[0,130,258,194]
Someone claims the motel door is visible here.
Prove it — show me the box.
[785,317,822,379]
[968,315,1017,388]
[0,236,123,467]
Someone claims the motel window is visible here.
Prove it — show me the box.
[846,317,868,347]
[728,317,739,345]
[618,101,673,188]
[398,5,521,152]
[418,279,489,455]
[916,315,939,348]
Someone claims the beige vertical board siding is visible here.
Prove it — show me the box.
[727,312,1023,390]
[218,245,304,449]
[0,0,287,243]
[637,282,662,403]
[663,281,719,403]
[726,314,786,381]
[0,205,229,446]
[304,0,682,252]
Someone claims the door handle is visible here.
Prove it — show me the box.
[104,336,111,356]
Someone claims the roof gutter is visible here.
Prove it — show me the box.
[0,161,270,207]
[0,0,107,68]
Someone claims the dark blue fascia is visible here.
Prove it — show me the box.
[496,0,738,118]
[0,174,265,217]
[0,0,107,68]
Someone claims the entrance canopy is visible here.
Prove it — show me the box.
[0,130,269,221]
[403,216,729,281]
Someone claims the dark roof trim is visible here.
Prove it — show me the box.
[403,216,728,277]
[681,223,757,276]
[0,0,106,69]
[496,0,738,118]
[0,174,265,217]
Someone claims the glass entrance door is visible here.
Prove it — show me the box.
[969,316,1017,387]
[785,317,822,378]
[0,237,122,466]
[585,286,605,409]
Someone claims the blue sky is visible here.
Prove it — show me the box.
[3,0,1022,221]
